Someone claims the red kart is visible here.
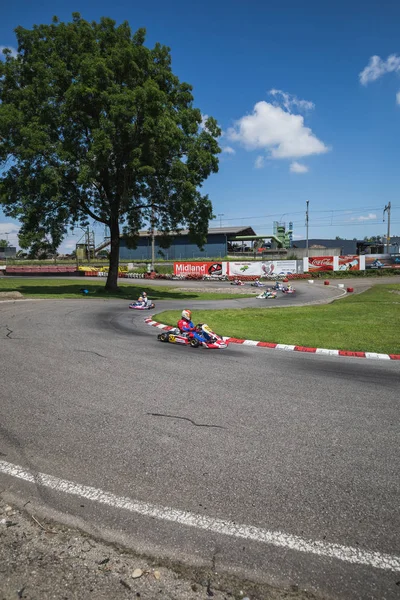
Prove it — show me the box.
[158,323,227,349]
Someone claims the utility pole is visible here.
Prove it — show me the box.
[305,200,309,257]
[218,213,224,228]
[151,206,155,272]
[383,202,391,253]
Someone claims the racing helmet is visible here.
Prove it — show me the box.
[138,296,143,302]
[142,291,147,296]
[181,309,192,320]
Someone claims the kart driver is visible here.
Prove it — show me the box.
[177,309,206,343]
[142,291,150,306]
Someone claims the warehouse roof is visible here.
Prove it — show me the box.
[136,226,256,237]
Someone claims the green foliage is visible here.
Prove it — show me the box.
[0,239,10,247]
[0,14,220,290]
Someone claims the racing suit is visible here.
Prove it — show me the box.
[177,318,206,343]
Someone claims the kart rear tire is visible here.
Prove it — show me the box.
[190,338,200,348]
[159,333,169,342]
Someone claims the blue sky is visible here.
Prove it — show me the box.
[1,0,400,251]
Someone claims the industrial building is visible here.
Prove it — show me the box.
[293,238,400,255]
[119,226,256,260]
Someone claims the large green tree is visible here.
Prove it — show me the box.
[0,14,220,290]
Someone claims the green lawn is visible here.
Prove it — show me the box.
[155,284,400,354]
[0,278,250,301]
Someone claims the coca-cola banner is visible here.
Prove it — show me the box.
[306,256,335,271]
[304,255,366,272]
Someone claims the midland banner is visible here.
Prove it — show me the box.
[173,262,226,276]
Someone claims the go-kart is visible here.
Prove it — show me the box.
[230,279,245,286]
[251,281,265,287]
[282,285,295,294]
[129,301,155,310]
[274,282,295,294]
[257,289,277,299]
[158,323,228,349]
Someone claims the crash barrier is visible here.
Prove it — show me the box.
[5,265,78,275]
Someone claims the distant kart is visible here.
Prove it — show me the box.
[274,282,295,294]
[129,302,155,310]
[158,323,228,349]
[251,281,265,287]
[257,289,277,299]
[230,280,245,286]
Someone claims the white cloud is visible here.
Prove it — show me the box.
[227,100,328,160]
[350,213,377,222]
[0,222,20,245]
[199,114,209,129]
[269,89,314,112]
[359,54,400,85]
[221,146,235,155]
[254,156,265,169]
[290,161,309,174]
[0,45,17,58]
[397,91,400,105]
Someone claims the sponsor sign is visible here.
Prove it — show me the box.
[174,262,224,276]
[228,262,262,276]
[307,256,334,271]
[365,254,400,269]
[228,261,297,276]
[264,260,297,275]
[338,255,360,271]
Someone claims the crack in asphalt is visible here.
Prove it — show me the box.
[75,349,108,359]
[5,326,13,339]
[147,413,226,429]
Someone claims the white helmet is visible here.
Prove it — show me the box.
[138,296,143,302]
[142,291,147,296]
[182,309,192,320]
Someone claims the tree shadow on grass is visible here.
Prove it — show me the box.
[4,282,200,301]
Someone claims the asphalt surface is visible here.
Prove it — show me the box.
[0,293,399,599]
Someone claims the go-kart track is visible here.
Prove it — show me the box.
[0,282,399,600]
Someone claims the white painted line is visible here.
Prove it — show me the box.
[364,353,390,360]
[315,348,340,356]
[242,340,259,346]
[275,344,296,351]
[1,460,399,572]
[156,324,166,329]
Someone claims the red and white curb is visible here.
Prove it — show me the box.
[144,317,400,361]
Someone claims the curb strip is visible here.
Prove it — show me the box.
[144,317,400,361]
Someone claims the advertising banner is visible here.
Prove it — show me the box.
[307,256,335,271]
[228,262,262,276]
[227,261,297,277]
[174,261,225,276]
[365,254,400,269]
[337,255,360,271]
[264,260,297,275]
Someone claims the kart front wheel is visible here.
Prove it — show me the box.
[159,333,169,342]
[190,338,200,348]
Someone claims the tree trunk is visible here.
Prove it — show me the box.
[105,216,120,292]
